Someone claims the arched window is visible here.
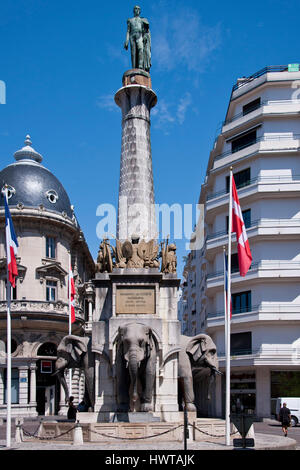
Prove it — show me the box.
[37,342,57,357]
[5,339,18,354]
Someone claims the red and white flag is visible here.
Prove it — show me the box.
[231,175,252,276]
[69,265,76,324]
[4,194,18,288]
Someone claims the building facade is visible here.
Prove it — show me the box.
[184,65,300,420]
[0,136,95,418]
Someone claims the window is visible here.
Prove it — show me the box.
[5,339,18,354]
[46,236,56,259]
[231,332,252,355]
[231,130,257,154]
[271,371,300,398]
[5,279,17,300]
[243,97,261,116]
[232,291,251,314]
[46,190,59,204]
[231,253,239,273]
[226,209,251,232]
[4,368,19,404]
[226,168,251,193]
[46,280,57,301]
[37,342,57,357]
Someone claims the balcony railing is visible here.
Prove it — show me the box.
[0,299,84,317]
[232,65,292,92]
[214,133,300,163]
[218,347,300,358]
[207,218,300,241]
[206,174,300,201]
[207,260,300,280]
[220,99,300,129]
[207,305,258,318]
[207,262,259,280]
[207,302,300,319]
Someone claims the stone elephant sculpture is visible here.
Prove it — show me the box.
[115,323,157,412]
[53,335,95,409]
[178,333,221,411]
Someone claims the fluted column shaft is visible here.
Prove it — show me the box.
[115,83,157,241]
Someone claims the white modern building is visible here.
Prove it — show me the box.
[184,65,300,420]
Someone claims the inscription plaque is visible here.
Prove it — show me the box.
[116,287,155,314]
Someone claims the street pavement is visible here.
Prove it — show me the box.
[254,419,300,449]
[0,417,298,451]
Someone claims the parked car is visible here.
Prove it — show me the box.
[276,397,300,427]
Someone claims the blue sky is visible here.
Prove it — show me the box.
[1,0,300,277]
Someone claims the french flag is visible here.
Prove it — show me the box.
[4,195,18,288]
[69,265,76,323]
[231,174,252,276]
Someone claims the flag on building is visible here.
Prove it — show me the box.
[4,194,18,288]
[231,175,252,276]
[69,265,76,323]
[224,251,232,319]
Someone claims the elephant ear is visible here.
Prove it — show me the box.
[144,326,154,358]
[116,327,124,357]
[186,334,209,363]
[58,335,88,363]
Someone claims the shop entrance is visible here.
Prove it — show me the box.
[36,359,60,415]
[222,371,256,416]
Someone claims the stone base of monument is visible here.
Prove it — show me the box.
[40,417,226,442]
[77,412,161,423]
[76,411,185,423]
[110,412,161,423]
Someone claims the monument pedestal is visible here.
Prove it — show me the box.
[92,268,181,422]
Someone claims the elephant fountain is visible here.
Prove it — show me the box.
[115,323,157,412]
[178,333,221,412]
[53,335,95,409]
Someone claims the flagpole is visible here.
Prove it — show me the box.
[68,251,72,397]
[225,167,233,446]
[4,186,11,448]
[223,245,228,399]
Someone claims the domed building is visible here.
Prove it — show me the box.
[0,136,95,418]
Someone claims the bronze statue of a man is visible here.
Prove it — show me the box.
[124,5,151,72]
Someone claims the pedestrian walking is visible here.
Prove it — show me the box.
[278,402,291,436]
[67,396,77,422]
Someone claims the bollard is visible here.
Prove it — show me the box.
[73,420,84,445]
[15,419,23,443]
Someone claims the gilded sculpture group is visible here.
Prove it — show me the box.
[96,236,177,274]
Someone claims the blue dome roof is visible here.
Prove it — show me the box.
[0,136,73,218]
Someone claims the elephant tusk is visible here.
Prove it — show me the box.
[211,367,222,376]
[125,361,129,368]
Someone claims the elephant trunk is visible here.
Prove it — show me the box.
[127,351,139,402]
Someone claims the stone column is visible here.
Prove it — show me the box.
[19,366,29,406]
[29,364,37,405]
[115,70,157,241]
[71,368,80,405]
[256,367,271,418]
[58,378,68,416]
[85,281,94,326]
